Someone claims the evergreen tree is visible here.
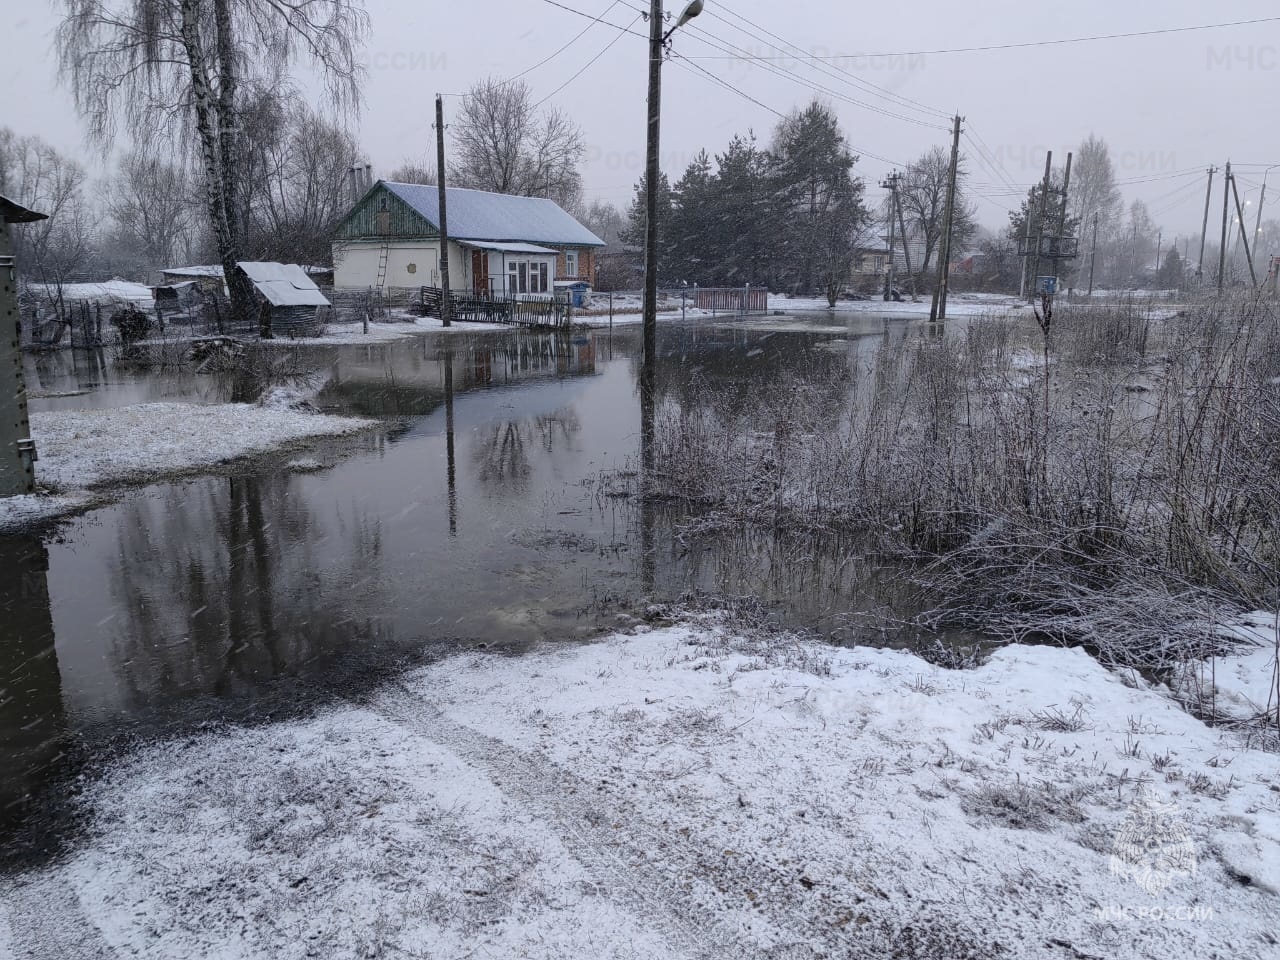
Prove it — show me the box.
[621,172,676,283]
[1156,244,1184,290]
[769,101,867,297]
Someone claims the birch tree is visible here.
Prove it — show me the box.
[57,0,367,333]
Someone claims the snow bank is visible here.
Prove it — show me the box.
[0,401,372,531]
[1175,611,1280,724]
[4,621,1277,959]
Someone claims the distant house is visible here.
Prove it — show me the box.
[331,181,605,296]
[852,245,889,279]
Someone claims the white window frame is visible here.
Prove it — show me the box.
[565,251,578,277]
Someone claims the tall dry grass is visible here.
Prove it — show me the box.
[651,296,1280,667]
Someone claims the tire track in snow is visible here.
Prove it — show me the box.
[1,875,111,960]
[373,683,998,960]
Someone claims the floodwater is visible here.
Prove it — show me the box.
[1,310,966,866]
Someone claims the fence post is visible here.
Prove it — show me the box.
[743,283,749,315]
[609,291,613,332]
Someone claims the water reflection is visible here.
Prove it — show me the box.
[104,474,388,711]
[3,318,989,867]
[0,538,66,832]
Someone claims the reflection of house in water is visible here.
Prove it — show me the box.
[0,538,67,837]
[319,332,598,418]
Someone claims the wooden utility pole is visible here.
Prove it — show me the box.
[1019,198,1035,300]
[1217,160,1231,293]
[1030,150,1053,301]
[640,0,665,484]
[1230,173,1258,286]
[1154,229,1162,276]
[931,114,962,321]
[1196,165,1216,281]
[1087,212,1098,296]
[1250,174,1270,281]
[1056,151,1073,292]
[894,185,917,301]
[435,94,452,326]
[881,172,898,300]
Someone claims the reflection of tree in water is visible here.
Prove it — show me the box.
[534,409,580,451]
[473,406,581,492]
[106,473,387,710]
[475,421,531,492]
[0,537,66,838]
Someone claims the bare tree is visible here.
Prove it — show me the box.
[900,146,976,284]
[107,149,196,273]
[237,99,360,264]
[0,129,94,318]
[388,159,437,185]
[453,78,585,209]
[57,0,367,333]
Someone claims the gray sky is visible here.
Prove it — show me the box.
[7,0,1279,237]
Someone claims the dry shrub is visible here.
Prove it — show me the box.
[650,295,1280,668]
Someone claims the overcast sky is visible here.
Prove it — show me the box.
[6,0,1277,238]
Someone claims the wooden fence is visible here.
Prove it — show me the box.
[693,286,768,314]
[419,286,571,329]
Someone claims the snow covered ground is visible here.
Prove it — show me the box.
[4,618,1276,959]
[0,401,373,532]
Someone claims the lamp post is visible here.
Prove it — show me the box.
[641,0,702,480]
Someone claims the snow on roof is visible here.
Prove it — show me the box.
[26,280,154,304]
[161,265,225,277]
[237,261,330,307]
[381,182,605,248]
[457,240,558,255]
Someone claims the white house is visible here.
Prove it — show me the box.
[331,181,604,296]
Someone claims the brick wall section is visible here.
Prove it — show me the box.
[553,247,598,285]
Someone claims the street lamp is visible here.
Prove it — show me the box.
[641,0,702,478]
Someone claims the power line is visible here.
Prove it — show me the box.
[533,13,643,107]
[538,0,647,38]
[682,15,1280,60]
[503,0,624,86]
[680,23,947,130]
[703,3,950,121]
[670,54,905,166]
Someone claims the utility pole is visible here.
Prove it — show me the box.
[1250,171,1272,281]
[1217,160,1231,294]
[930,114,962,321]
[1087,212,1098,297]
[1019,198,1035,300]
[1154,229,1162,276]
[435,94,452,327]
[880,172,898,300]
[1056,151,1073,293]
[0,196,43,496]
[894,185,918,301]
[1030,150,1053,301]
[641,0,664,480]
[1230,172,1258,286]
[1197,165,1216,281]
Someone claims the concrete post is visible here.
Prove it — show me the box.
[0,197,43,496]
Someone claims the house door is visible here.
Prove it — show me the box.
[471,251,489,295]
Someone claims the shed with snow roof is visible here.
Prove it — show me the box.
[331,181,604,296]
[235,261,330,338]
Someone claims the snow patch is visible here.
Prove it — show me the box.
[6,621,1278,958]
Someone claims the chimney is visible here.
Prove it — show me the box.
[364,163,373,188]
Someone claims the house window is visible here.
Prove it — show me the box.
[506,260,549,294]
[565,251,578,277]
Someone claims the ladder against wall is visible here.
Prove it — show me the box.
[375,242,390,288]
